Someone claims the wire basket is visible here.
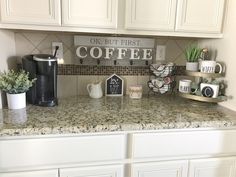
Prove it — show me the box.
[148,79,176,94]
[150,63,176,77]
[148,63,176,94]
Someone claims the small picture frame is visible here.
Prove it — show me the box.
[105,74,124,96]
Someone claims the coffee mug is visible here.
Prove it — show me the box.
[179,79,192,93]
[200,61,223,73]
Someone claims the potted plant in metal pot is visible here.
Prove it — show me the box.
[0,70,36,109]
[185,46,202,72]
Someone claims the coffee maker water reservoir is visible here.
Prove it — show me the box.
[22,54,58,107]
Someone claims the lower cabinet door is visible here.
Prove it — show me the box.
[0,169,58,177]
[60,165,124,177]
[189,157,236,177]
[131,160,188,177]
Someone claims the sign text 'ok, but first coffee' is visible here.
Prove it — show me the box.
[74,36,155,61]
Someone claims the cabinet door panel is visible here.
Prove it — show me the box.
[62,0,118,28]
[125,0,177,31]
[0,0,61,25]
[176,0,225,33]
[189,157,236,177]
[60,165,123,177]
[0,169,58,177]
[132,160,188,177]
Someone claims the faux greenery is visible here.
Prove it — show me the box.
[0,70,36,94]
[184,46,202,62]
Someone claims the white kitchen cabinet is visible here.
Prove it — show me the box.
[0,0,61,26]
[176,0,226,33]
[132,130,236,159]
[62,0,118,29]
[60,165,124,177]
[0,0,227,37]
[189,157,236,177]
[0,169,58,177]
[0,135,126,171]
[131,160,188,177]
[125,0,177,31]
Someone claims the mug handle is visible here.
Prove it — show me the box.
[87,84,92,94]
[216,63,223,74]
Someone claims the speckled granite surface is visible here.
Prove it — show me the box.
[0,95,236,136]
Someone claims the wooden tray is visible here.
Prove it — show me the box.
[184,71,223,78]
[178,93,226,103]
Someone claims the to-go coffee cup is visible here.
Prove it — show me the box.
[200,61,223,73]
[179,79,192,94]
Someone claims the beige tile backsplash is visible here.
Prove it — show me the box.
[15,31,197,97]
[57,75,150,97]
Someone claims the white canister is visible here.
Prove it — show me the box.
[200,83,219,98]
[179,80,192,94]
[7,92,26,109]
[129,85,143,99]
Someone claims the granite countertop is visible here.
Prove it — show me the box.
[0,95,236,137]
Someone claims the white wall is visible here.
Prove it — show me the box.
[0,29,16,108]
[198,0,236,111]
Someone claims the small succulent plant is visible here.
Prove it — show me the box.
[0,70,36,94]
[185,45,202,62]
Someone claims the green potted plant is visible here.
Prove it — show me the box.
[0,70,36,109]
[185,46,202,71]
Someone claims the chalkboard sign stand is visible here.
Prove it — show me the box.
[105,74,124,97]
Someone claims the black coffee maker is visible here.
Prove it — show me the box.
[22,54,58,107]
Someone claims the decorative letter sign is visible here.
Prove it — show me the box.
[74,36,155,66]
[106,74,124,96]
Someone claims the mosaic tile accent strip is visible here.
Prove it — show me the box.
[57,65,186,76]
[18,64,186,76]
[57,65,151,75]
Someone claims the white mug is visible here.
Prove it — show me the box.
[179,79,192,93]
[200,61,223,73]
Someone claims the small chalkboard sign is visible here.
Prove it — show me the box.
[105,74,124,96]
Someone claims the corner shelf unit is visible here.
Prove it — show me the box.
[184,71,224,78]
[178,71,226,103]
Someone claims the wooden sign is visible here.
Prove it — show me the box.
[74,36,155,66]
[105,74,124,96]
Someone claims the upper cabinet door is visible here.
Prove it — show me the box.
[176,0,226,33]
[62,0,118,29]
[125,0,177,31]
[0,0,61,25]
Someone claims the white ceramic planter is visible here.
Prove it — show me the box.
[7,92,26,109]
[186,62,199,72]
